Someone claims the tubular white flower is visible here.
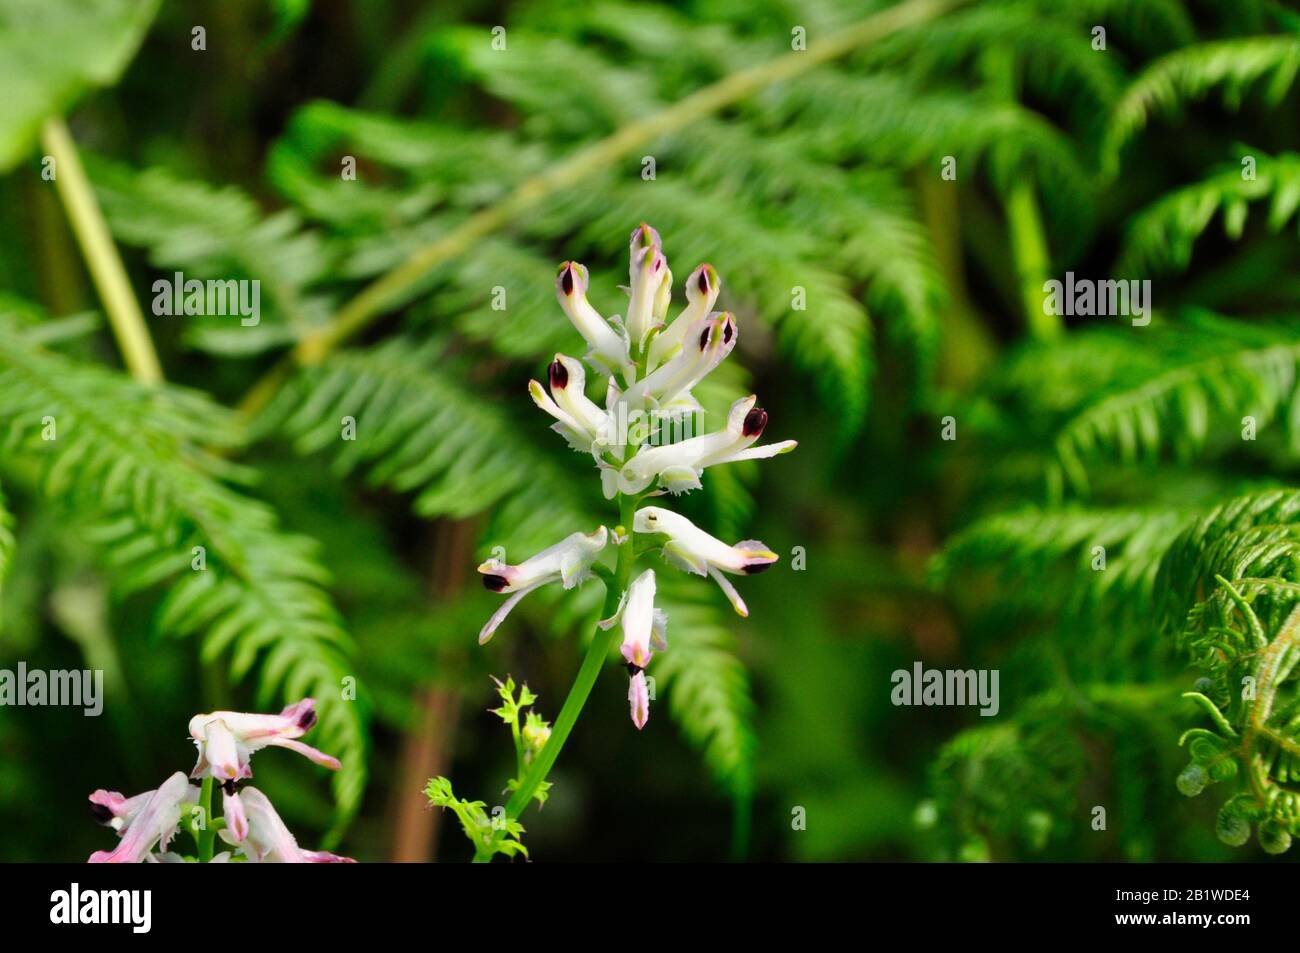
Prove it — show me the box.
[556,261,635,381]
[616,311,737,414]
[598,568,668,668]
[88,772,196,863]
[633,505,778,617]
[529,354,613,453]
[625,223,668,351]
[646,262,719,372]
[221,786,355,863]
[188,698,342,781]
[477,527,609,643]
[616,395,798,495]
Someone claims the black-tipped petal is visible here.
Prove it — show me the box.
[742,562,773,575]
[742,408,768,438]
[549,359,569,390]
[482,574,510,592]
[89,802,115,825]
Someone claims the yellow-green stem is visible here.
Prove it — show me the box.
[41,117,163,383]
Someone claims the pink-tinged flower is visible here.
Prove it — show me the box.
[477,527,609,643]
[615,395,798,495]
[616,311,738,413]
[598,568,667,668]
[647,263,720,371]
[221,786,355,863]
[529,354,613,453]
[628,670,651,730]
[556,261,635,381]
[222,785,249,843]
[634,506,778,617]
[88,772,196,863]
[625,223,669,351]
[88,788,152,833]
[188,698,341,782]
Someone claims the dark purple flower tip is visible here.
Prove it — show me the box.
[742,407,768,437]
[699,326,712,350]
[482,574,510,592]
[89,802,115,825]
[625,661,644,676]
[558,263,575,296]
[697,265,713,295]
[297,706,317,731]
[722,318,734,344]
[742,561,773,575]
[549,359,569,390]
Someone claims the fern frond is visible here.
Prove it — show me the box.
[937,505,1191,619]
[88,157,338,355]
[654,581,757,798]
[0,318,366,832]
[1157,488,1300,625]
[1052,321,1300,492]
[267,336,599,552]
[1105,35,1300,169]
[1118,150,1300,274]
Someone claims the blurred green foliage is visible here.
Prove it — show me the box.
[1,0,1300,861]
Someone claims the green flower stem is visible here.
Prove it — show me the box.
[40,117,164,384]
[197,776,216,862]
[472,494,637,862]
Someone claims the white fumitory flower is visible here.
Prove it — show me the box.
[189,697,341,783]
[477,527,609,643]
[625,223,670,351]
[88,772,196,863]
[556,261,635,382]
[614,310,738,416]
[634,505,778,617]
[528,353,613,453]
[598,568,668,729]
[646,262,719,372]
[220,786,355,863]
[612,394,798,496]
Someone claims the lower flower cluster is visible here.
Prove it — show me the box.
[86,698,353,863]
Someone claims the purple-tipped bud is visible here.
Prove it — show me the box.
[482,574,509,592]
[742,561,773,575]
[631,223,661,251]
[688,263,718,300]
[548,359,569,390]
[742,407,768,438]
[557,261,588,298]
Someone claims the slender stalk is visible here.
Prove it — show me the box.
[197,777,216,862]
[1006,181,1060,341]
[235,0,967,422]
[40,117,163,383]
